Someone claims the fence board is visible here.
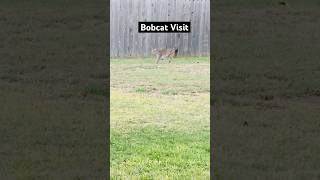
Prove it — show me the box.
[110,0,210,57]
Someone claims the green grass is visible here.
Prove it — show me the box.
[111,57,210,179]
[213,2,320,180]
[111,129,209,179]
[0,2,107,179]
[84,84,107,96]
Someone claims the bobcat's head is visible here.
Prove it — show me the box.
[151,48,161,55]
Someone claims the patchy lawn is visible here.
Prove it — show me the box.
[111,57,210,179]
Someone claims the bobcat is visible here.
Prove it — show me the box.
[151,48,178,64]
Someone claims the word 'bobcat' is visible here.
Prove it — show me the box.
[151,48,178,64]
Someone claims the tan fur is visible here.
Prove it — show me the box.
[151,48,178,64]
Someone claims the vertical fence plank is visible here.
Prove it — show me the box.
[111,0,209,57]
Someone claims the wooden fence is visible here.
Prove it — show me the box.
[110,0,210,57]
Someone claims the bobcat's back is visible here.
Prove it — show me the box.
[151,48,178,58]
[151,48,178,63]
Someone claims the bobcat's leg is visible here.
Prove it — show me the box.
[156,55,161,64]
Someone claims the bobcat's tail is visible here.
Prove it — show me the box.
[174,48,178,57]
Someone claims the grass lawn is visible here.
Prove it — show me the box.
[110,57,210,179]
[0,1,107,178]
[213,1,320,179]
